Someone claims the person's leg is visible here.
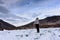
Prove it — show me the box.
[35,24,38,33]
[37,24,39,33]
[36,24,39,33]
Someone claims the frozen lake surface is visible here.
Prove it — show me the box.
[0,28,60,40]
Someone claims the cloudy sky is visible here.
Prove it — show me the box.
[0,0,60,26]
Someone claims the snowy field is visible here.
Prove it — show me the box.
[0,28,60,40]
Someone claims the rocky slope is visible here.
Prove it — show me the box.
[19,15,60,29]
[0,19,16,30]
[0,15,60,30]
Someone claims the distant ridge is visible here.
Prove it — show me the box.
[0,19,16,30]
[1,15,60,30]
[18,15,60,29]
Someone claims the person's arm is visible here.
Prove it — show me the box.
[39,24,40,27]
[38,20,40,27]
[33,22,35,28]
[33,23,34,27]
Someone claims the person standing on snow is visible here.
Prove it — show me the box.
[33,18,40,33]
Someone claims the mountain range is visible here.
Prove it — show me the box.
[0,15,60,30]
[19,15,60,29]
[0,19,16,30]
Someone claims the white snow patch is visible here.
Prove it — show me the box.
[0,28,60,40]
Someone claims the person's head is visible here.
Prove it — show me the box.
[36,18,39,20]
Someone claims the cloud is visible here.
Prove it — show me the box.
[0,6,9,14]
[0,0,4,4]
[0,0,60,26]
[0,13,29,26]
[15,0,45,7]
[0,12,29,22]
[0,12,28,21]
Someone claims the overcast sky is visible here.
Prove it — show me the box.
[0,0,60,26]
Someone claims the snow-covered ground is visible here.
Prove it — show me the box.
[0,28,60,40]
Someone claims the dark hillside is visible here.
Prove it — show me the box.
[18,15,60,29]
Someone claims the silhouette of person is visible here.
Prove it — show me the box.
[33,18,40,33]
